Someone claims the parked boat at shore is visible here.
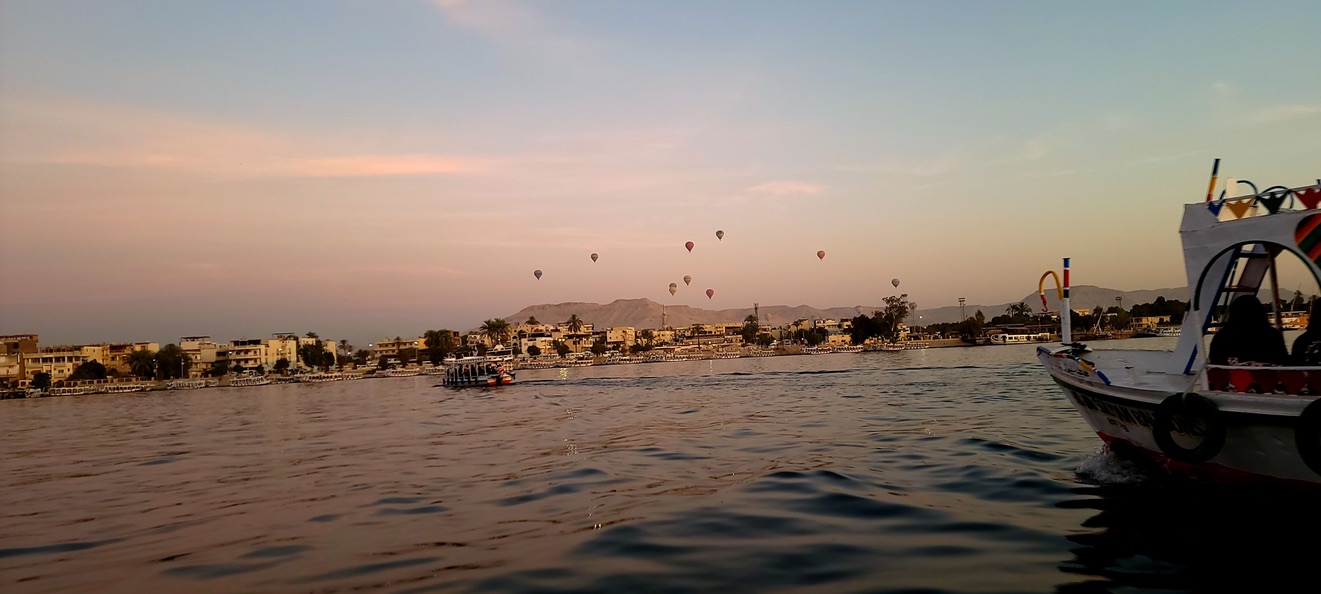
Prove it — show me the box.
[1036,169,1321,486]
[834,345,864,353]
[229,375,271,387]
[802,346,833,355]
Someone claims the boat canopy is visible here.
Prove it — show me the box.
[1170,183,1321,375]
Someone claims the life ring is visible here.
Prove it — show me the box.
[1152,393,1227,463]
[1294,399,1321,475]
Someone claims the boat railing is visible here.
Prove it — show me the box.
[1205,364,1321,395]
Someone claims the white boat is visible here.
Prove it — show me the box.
[167,379,211,390]
[297,372,344,383]
[382,368,421,377]
[442,345,516,387]
[802,346,833,354]
[990,330,1052,344]
[229,375,272,387]
[1036,168,1321,486]
[105,382,150,393]
[1157,327,1182,337]
[50,385,98,396]
[904,342,930,350]
[876,343,905,352]
[834,345,864,353]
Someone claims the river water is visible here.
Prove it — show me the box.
[3,337,1317,593]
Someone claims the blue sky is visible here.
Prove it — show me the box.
[2,0,1319,346]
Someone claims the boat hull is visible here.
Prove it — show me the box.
[1038,347,1321,486]
[442,373,515,388]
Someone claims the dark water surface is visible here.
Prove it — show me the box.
[4,338,1317,593]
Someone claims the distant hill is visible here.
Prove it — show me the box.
[499,287,1195,330]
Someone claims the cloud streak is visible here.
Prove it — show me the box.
[1247,104,1321,125]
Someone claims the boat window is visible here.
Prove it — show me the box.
[1195,241,1321,340]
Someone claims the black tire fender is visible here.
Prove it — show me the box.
[1152,393,1227,463]
[1294,399,1321,476]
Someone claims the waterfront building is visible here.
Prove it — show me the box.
[22,350,88,383]
[1,334,39,356]
[77,342,159,375]
[371,337,421,360]
[221,339,266,371]
[605,327,636,350]
[181,336,221,378]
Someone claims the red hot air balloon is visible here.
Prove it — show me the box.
[591,253,599,262]
[706,288,714,299]
[716,230,724,241]
[817,250,826,260]
[534,270,542,280]
[685,241,695,252]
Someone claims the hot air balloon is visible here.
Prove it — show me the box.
[669,283,678,296]
[716,230,724,241]
[591,253,599,262]
[706,288,715,299]
[817,250,826,260]
[533,270,542,280]
[683,275,692,286]
[891,278,900,288]
[685,241,695,252]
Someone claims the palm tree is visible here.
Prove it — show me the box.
[640,329,655,346]
[1006,302,1033,319]
[565,314,584,334]
[423,329,454,365]
[339,339,350,357]
[526,316,540,325]
[127,349,156,380]
[480,318,512,347]
[690,323,704,346]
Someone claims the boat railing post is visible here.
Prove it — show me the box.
[1062,257,1071,344]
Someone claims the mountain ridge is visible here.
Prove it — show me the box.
[497,286,1191,330]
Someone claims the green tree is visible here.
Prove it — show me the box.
[527,345,542,357]
[298,340,329,371]
[480,318,512,347]
[254,364,266,375]
[805,328,828,346]
[306,331,319,339]
[741,315,760,344]
[565,315,584,334]
[640,329,655,346]
[526,316,540,325]
[353,349,371,366]
[397,347,417,365]
[32,372,51,391]
[757,333,774,347]
[552,340,570,357]
[590,336,608,355]
[873,294,915,342]
[423,329,455,365]
[69,360,108,381]
[322,351,337,369]
[231,363,245,373]
[127,348,157,380]
[210,360,229,377]
[274,358,291,374]
[155,343,191,380]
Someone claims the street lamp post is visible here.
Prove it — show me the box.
[959,297,966,322]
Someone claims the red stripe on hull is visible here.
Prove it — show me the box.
[1096,433,1321,491]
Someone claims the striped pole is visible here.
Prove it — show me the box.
[1205,158,1220,202]
[1062,258,1072,344]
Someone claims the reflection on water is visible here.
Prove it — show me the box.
[3,337,1305,593]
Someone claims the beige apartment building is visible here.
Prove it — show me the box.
[22,350,88,383]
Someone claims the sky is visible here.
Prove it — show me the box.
[2,0,1319,348]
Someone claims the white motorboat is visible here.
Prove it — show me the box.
[834,345,864,353]
[1036,166,1321,486]
[442,345,516,387]
[229,375,272,387]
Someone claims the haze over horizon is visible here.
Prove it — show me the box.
[2,1,1319,348]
